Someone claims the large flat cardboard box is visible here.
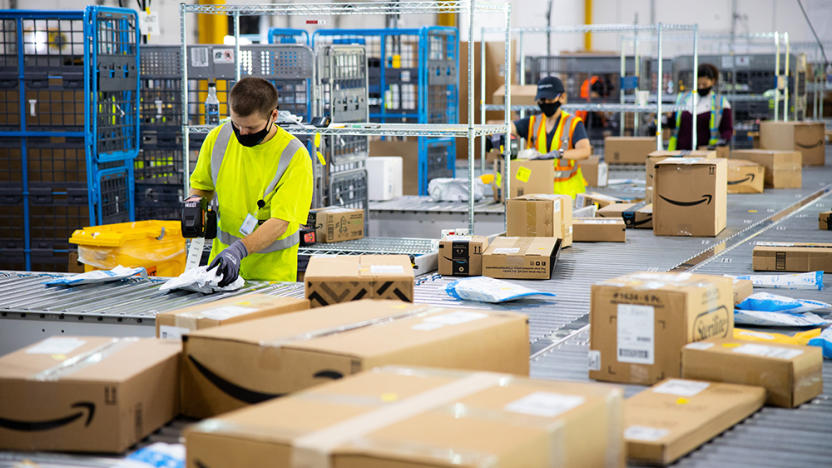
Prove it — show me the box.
[180,300,530,418]
[572,218,626,242]
[483,237,559,279]
[597,202,636,219]
[589,272,734,385]
[726,159,765,194]
[492,84,538,106]
[604,136,656,164]
[308,206,365,243]
[0,337,179,453]
[682,338,823,408]
[752,242,832,272]
[185,366,625,468]
[622,202,653,229]
[438,235,489,276]
[575,191,624,209]
[820,211,832,230]
[760,120,826,166]
[304,255,414,307]
[730,149,802,189]
[493,159,554,201]
[370,139,419,195]
[506,194,563,242]
[624,379,765,465]
[580,155,608,187]
[367,156,403,201]
[155,294,310,339]
[654,158,727,237]
[645,150,716,190]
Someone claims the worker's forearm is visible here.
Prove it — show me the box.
[189,188,214,199]
[563,146,591,160]
[241,217,289,254]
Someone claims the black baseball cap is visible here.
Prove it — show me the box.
[535,76,565,101]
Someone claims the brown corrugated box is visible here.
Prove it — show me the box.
[492,84,538,106]
[820,211,832,230]
[580,155,608,187]
[575,191,625,209]
[483,237,560,279]
[0,337,179,453]
[699,144,730,158]
[622,202,653,229]
[308,206,365,243]
[732,278,753,305]
[555,193,574,248]
[180,300,530,418]
[589,272,734,385]
[624,379,765,465]
[730,149,802,189]
[645,150,716,190]
[760,120,826,166]
[604,137,656,164]
[506,195,563,243]
[752,242,832,272]
[304,255,414,307]
[185,366,625,468]
[681,338,823,408]
[572,218,626,242]
[438,235,489,276]
[155,294,310,339]
[654,158,727,237]
[493,159,554,201]
[726,159,765,194]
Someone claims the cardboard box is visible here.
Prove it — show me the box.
[726,159,765,194]
[589,272,734,385]
[506,195,563,242]
[752,242,832,272]
[575,191,625,209]
[438,235,489,276]
[645,186,654,204]
[180,300,530,418]
[0,337,179,453]
[155,294,310,339]
[730,149,802,189]
[622,202,653,229]
[493,159,554,201]
[555,193,574,248]
[820,211,832,230]
[580,155,608,187]
[304,255,414,307]
[645,150,716,190]
[654,158,727,237]
[366,156,403,201]
[185,366,625,468]
[682,339,823,408]
[732,278,753,305]
[597,202,635,219]
[308,207,364,243]
[572,218,626,242]
[604,137,656,164]
[760,120,826,166]
[483,237,560,279]
[624,379,765,465]
[370,140,419,195]
[492,84,538,106]
[699,144,730,158]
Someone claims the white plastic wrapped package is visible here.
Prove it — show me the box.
[428,178,485,202]
[44,265,147,286]
[159,265,244,294]
[445,276,556,303]
[808,328,832,359]
[734,271,823,290]
[736,292,831,313]
[734,309,830,327]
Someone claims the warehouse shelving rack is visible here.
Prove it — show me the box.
[0,7,139,271]
[180,1,511,234]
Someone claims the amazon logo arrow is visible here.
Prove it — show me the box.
[728,173,755,185]
[0,401,95,431]
[796,139,823,149]
[658,194,712,207]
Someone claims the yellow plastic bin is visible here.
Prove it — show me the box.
[69,220,186,277]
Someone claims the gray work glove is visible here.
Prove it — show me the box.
[207,240,248,287]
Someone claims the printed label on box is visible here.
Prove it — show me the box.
[652,379,710,397]
[685,342,715,350]
[625,425,670,442]
[505,392,585,418]
[493,248,521,255]
[370,265,405,274]
[588,350,601,371]
[425,311,487,325]
[201,305,258,321]
[26,337,86,355]
[516,166,531,183]
[733,343,804,360]
[617,304,655,364]
[411,322,446,331]
[159,325,189,340]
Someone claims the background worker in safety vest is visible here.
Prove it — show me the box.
[510,76,592,198]
[187,77,313,285]
[667,63,734,150]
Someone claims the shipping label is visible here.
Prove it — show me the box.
[505,392,585,418]
[733,343,803,360]
[652,379,710,397]
[617,304,655,364]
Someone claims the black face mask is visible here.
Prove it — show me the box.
[697,86,712,97]
[538,101,560,117]
[232,116,273,147]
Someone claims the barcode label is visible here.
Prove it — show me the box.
[191,47,209,67]
[619,349,649,359]
[617,304,655,364]
[588,350,601,371]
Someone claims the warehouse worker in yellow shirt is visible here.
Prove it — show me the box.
[188,77,313,285]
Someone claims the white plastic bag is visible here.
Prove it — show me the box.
[159,265,244,294]
[44,265,147,286]
[445,276,556,303]
[733,309,829,327]
[736,292,831,313]
[428,178,485,202]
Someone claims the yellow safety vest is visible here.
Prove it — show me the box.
[527,111,587,198]
[668,92,725,150]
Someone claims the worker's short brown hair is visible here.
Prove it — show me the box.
[229,77,278,118]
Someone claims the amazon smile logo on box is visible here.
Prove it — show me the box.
[0,401,94,431]
[658,194,712,206]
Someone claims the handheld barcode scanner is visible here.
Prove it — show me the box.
[182,197,217,270]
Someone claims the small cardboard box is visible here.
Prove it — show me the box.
[493,159,555,201]
[0,337,179,453]
[589,272,734,385]
[597,202,635,219]
[732,278,753,305]
[554,193,574,248]
[760,120,826,166]
[305,255,414,307]
[575,191,624,209]
[580,155,608,187]
[438,235,489,276]
[307,207,365,243]
[622,202,653,229]
[572,218,626,242]
[492,84,538,106]
[483,237,560,280]
[180,300,530,418]
[654,158,727,237]
[646,150,716,190]
[726,159,765,194]
[820,211,832,230]
[682,339,823,408]
[624,379,765,465]
[155,294,310,339]
[506,195,563,242]
[730,149,802,189]
[752,242,832,272]
[185,366,625,468]
[699,144,730,158]
[367,156,403,201]
[604,136,656,164]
